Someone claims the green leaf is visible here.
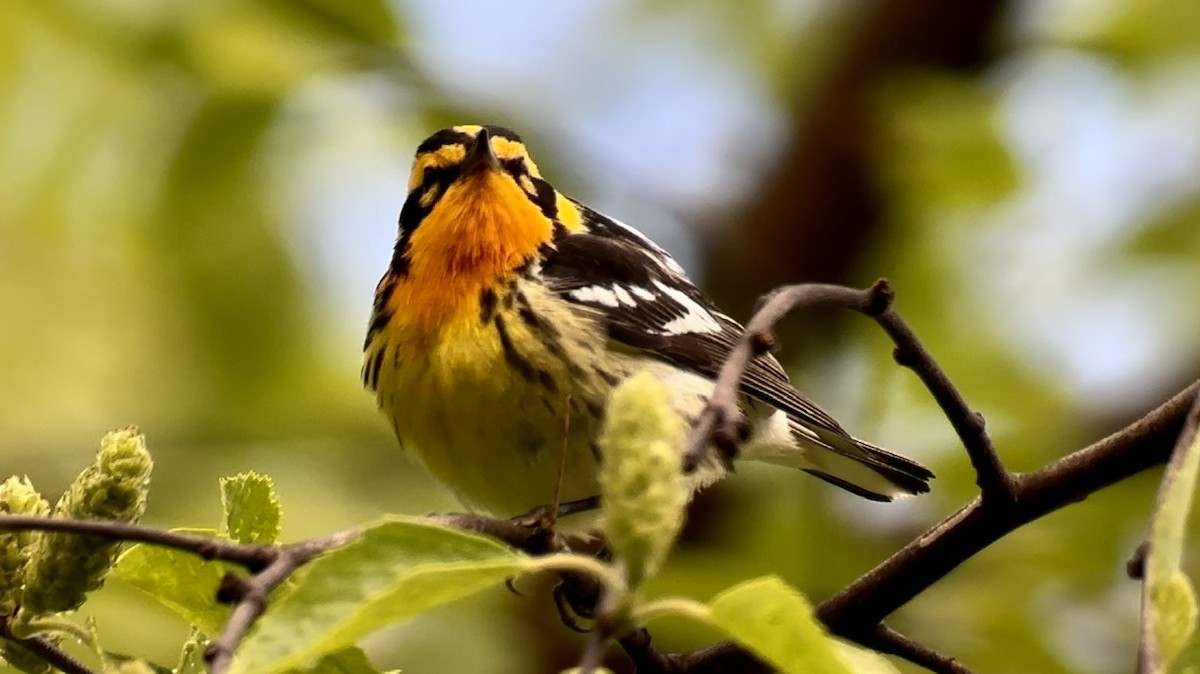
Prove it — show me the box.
[102,652,173,674]
[113,528,235,635]
[1154,572,1199,666]
[1145,412,1200,667]
[287,646,395,674]
[1149,424,1200,581]
[227,516,529,674]
[707,576,897,674]
[175,629,208,674]
[221,472,282,545]
[1169,632,1200,674]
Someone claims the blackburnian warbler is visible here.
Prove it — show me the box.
[363,124,931,520]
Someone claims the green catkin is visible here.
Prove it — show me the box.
[21,427,153,616]
[0,476,50,613]
[597,372,687,588]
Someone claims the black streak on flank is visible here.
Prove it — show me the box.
[515,292,560,341]
[536,370,558,393]
[493,314,537,383]
[374,277,397,311]
[367,309,392,342]
[364,347,386,390]
[479,287,498,324]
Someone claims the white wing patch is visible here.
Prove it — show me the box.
[654,281,722,334]
[570,284,640,308]
[629,285,655,301]
[570,285,620,308]
[612,285,635,306]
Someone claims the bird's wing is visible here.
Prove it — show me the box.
[540,201,849,438]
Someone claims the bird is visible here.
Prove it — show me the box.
[362,124,932,522]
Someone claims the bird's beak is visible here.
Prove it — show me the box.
[462,128,501,175]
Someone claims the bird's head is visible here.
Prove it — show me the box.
[378,125,585,334]
[389,125,580,280]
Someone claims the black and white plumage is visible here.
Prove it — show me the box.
[541,202,933,500]
[365,124,931,521]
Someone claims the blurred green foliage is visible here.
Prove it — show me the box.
[1,0,1199,673]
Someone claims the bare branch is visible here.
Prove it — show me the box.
[682,279,1015,503]
[0,515,277,571]
[817,380,1199,632]
[863,624,975,674]
[682,283,885,472]
[863,280,1016,503]
[0,617,96,674]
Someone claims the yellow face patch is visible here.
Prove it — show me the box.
[409,127,541,191]
[408,144,466,192]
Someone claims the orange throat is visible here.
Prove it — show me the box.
[389,172,554,337]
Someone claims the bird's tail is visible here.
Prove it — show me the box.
[752,419,934,501]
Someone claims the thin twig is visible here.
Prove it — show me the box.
[0,616,96,674]
[863,280,1016,503]
[863,624,975,674]
[0,516,277,570]
[681,279,1016,503]
[683,283,873,472]
[205,532,357,674]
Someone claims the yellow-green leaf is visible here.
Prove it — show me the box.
[707,576,897,674]
[221,472,282,545]
[227,516,529,674]
[113,528,234,635]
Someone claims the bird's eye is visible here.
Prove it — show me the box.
[420,166,453,187]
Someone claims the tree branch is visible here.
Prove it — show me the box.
[817,380,1199,632]
[863,624,975,674]
[683,279,1014,503]
[0,516,277,570]
[674,280,1195,671]
[0,617,96,674]
[204,533,356,674]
